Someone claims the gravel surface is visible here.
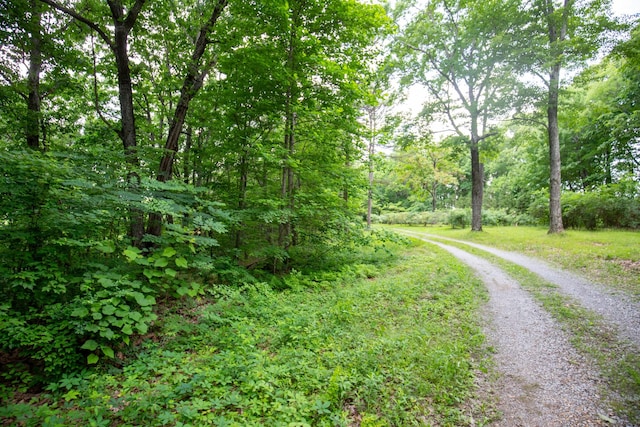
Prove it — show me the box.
[399,231,627,426]
[414,232,640,349]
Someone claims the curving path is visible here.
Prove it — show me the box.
[400,230,640,349]
[397,230,633,426]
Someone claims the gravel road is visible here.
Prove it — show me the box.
[412,232,640,349]
[397,230,637,426]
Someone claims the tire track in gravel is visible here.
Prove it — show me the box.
[402,231,640,349]
[400,232,613,426]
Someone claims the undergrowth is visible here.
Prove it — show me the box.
[0,239,489,426]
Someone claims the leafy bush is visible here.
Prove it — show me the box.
[0,149,231,382]
[561,181,640,230]
[448,209,470,229]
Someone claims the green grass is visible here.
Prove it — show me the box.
[387,225,640,299]
[394,230,640,424]
[0,240,491,427]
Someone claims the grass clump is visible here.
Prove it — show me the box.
[0,240,488,426]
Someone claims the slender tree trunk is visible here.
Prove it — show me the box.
[279,10,298,252]
[26,0,42,150]
[545,0,569,234]
[470,143,483,231]
[38,0,147,245]
[366,107,376,229]
[108,2,146,246]
[147,0,227,238]
[470,111,483,231]
[235,151,248,251]
[547,62,564,233]
[431,181,437,212]
[183,126,192,183]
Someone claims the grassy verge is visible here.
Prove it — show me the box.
[386,225,640,299]
[400,231,640,424]
[1,240,490,427]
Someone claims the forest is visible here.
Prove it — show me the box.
[0,0,639,424]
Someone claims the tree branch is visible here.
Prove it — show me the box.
[124,0,147,31]
[38,0,113,49]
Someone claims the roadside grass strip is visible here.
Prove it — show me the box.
[1,241,488,427]
[402,232,640,424]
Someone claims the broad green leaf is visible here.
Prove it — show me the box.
[165,268,177,278]
[102,305,117,315]
[154,257,169,268]
[81,339,99,351]
[71,306,89,318]
[136,322,149,334]
[101,345,115,359]
[134,293,156,307]
[175,257,188,268]
[96,241,116,254]
[162,247,177,258]
[123,248,140,261]
[122,324,133,335]
[98,277,115,288]
[87,354,99,365]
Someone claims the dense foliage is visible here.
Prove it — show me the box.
[1,239,488,426]
[0,0,390,384]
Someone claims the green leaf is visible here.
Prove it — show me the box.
[123,247,140,261]
[165,268,177,278]
[122,324,133,335]
[136,322,149,334]
[63,389,81,401]
[134,293,156,307]
[154,257,169,268]
[175,257,188,268]
[96,241,116,254]
[162,247,177,258]
[87,354,99,365]
[102,305,117,315]
[101,345,115,359]
[81,339,99,351]
[71,306,89,318]
[176,286,189,296]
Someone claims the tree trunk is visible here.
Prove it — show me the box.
[547,62,564,234]
[279,11,298,253]
[367,152,374,228]
[146,0,227,238]
[366,107,375,229]
[470,143,483,231]
[545,0,569,234]
[26,0,42,150]
[108,1,146,246]
[431,181,437,212]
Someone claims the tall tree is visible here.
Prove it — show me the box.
[396,0,521,231]
[523,0,619,233]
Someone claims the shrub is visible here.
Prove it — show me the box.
[561,182,640,230]
[448,209,470,229]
